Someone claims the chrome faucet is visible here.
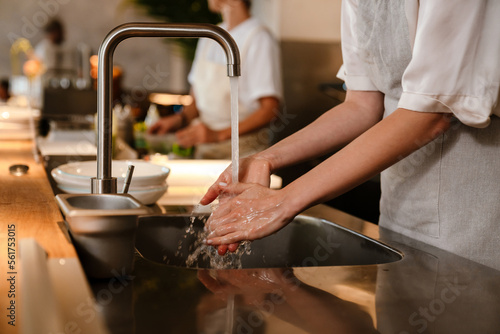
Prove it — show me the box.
[91,23,241,194]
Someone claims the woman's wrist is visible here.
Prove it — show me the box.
[275,187,302,225]
[280,180,314,216]
[253,150,278,174]
[217,128,231,142]
[176,112,188,129]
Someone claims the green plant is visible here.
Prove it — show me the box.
[128,0,222,60]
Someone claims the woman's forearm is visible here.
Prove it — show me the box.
[256,91,385,172]
[284,108,451,214]
[180,93,199,125]
[203,108,451,245]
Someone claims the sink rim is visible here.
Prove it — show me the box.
[56,193,151,217]
[135,213,404,269]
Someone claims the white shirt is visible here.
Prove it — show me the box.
[339,0,500,128]
[337,0,500,270]
[188,18,282,120]
[34,39,74,71]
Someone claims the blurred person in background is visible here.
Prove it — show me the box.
[34,18,75,87]
[0,79,11,102]
[34,19,64,70]
[149,0,283,159]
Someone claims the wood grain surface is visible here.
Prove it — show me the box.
[0,140,76,258]
[0,140,79,333]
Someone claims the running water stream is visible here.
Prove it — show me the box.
[230,76,239,184]
[178,77,242,333]
[226,76,239,333]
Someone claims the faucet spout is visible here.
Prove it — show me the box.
[91,23,241,194]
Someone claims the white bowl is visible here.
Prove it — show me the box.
[0,106,40,124]
[51,160,170,188]
[56,180,167,192]
[56,183,168,205]
[0,122,31,130]
[0,129,33,140]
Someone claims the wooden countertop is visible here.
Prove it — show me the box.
[0,140,76,258]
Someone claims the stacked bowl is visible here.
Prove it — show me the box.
[0,105,39,140]
[51,160,170,205]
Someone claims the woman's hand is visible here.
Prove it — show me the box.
[175,122,219,147]
[200,156,274,255]
[204,183,296,246]
[148,114,183,135]
[200,155,272,206]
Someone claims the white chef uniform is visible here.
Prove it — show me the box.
[188,17,282,159]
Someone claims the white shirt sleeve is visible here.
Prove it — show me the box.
[399,0,500,128]
[242,27,283,104]
[339,0,378,91]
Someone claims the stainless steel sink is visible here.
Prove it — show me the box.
[135,214,402,269]
[56,193,151,278]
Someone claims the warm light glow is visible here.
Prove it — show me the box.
[23,59,42,78]
[89,55,98,79]
[149,93,193,106]
[1,112,10,120]
[90,55,122,79]
[90,55,98,67]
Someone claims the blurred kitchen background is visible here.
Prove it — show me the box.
[0,0,380,222]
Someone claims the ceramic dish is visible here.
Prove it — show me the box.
[57,183,168,205]
[51,160,170,188]
[0,106,40,123]
[0,129,32,140]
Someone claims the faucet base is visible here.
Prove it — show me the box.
[91,177,117,194]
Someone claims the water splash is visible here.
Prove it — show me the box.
[185,230,252,269]
[168,209,252,270]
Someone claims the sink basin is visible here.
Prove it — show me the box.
[56,193,151,278]
[135,214,402,269]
